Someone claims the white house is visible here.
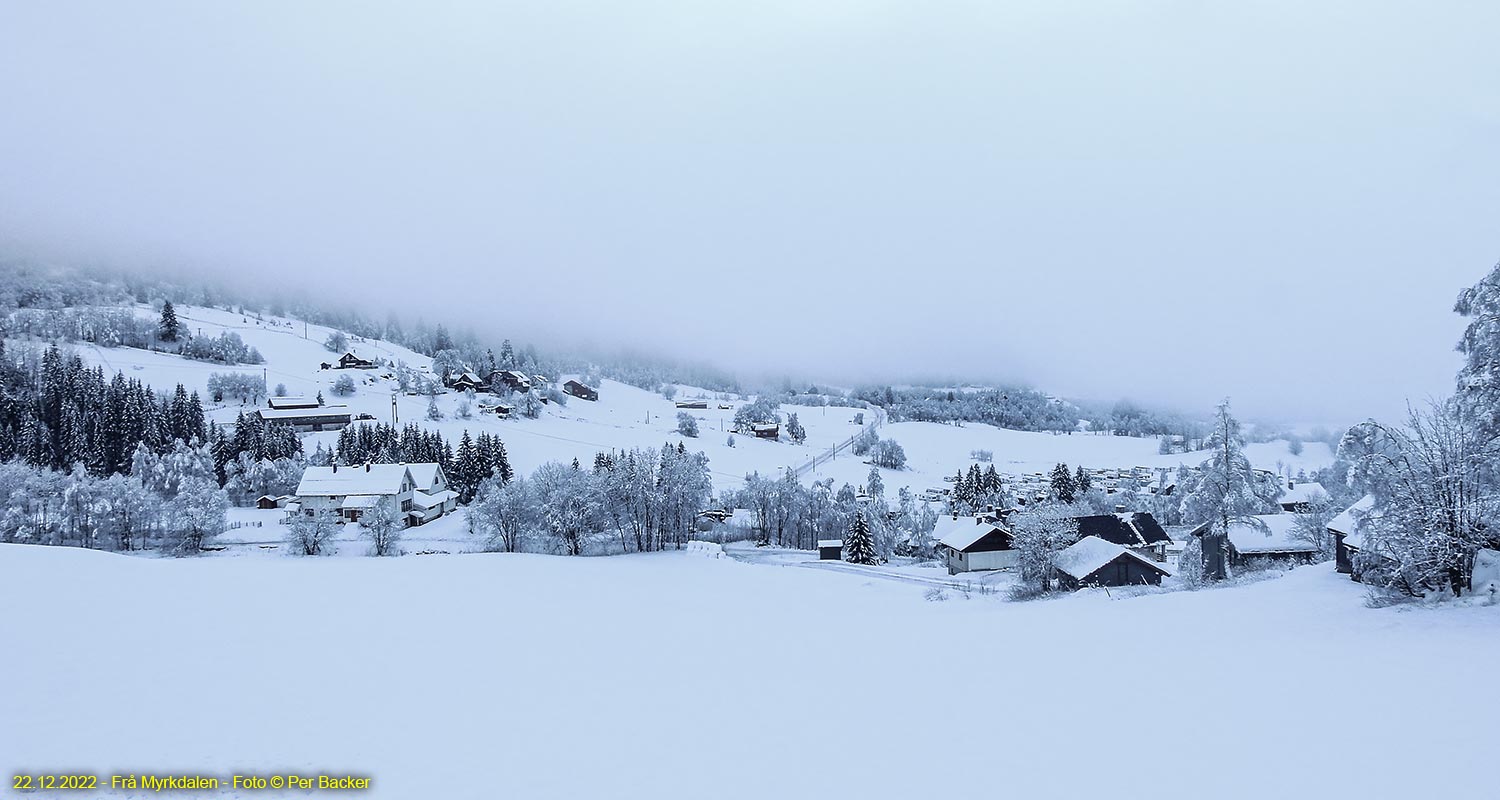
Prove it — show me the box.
[936,515,1016,574]
[295,462,460,527]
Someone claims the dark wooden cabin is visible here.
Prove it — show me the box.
[1054,536,1171,589]
[818,539,844,560]
[338,352,376,369]
[563,379,598,401]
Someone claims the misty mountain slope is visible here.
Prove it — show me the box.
[60,302,1333,498]
[2,542,1494,799]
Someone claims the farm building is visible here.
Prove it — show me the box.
[1074,512,1173,561]
[446,371,486,392]
[1278,480,1329,512]
[256,406,352,432]
[675,400,708,410]
[936,515,1016,574]
[818,539,844,560]
[337,351,376,369]
[267,396,319,410]
[751,423,779,439]
[491,370,533,393]
[1053,536,1171,589]
[564,379,599,401]
[255,494,294,509]
[1196,514,1320,577]
[1328,494,1380,579]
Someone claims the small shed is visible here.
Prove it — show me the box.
[1054,536,1171,590]
[818,539,844,560]
[751,423,779,439]
[1196,515,1319,576]
[255,494,280,509]
[564,379,598,401]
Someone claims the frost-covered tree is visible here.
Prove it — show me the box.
[732,397,780,433]
[161,477,228,555]
[1074,465,1091,493]
[1179,400,1279,580]
[426,394,443,421]
[359,502,402,556]
[1009,504,1078,599]
[286,511,339,556]
[844,507,878,565]
[1340,401,1500,595]
[1050,463,1076,503]
[323,331,348,353]
[871,438,906,469]
[158,300,180,342]
[472,475,534,553]
[785,412,807,444]
[532,460,601,555]
[332,374,357,397]
[866,464,884,499]
[725,434,735,448]
[274,382,287,397]
[1453,260,1500,435]
[677,412,699,438]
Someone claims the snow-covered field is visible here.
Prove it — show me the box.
[2,543,1494,799]
[57,303,1332,496]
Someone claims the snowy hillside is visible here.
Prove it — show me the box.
[2,542,1494,799]
[60,303,1331,498]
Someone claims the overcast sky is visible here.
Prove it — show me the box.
[3,1,1498,425]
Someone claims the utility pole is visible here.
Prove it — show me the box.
[392,392,399,426]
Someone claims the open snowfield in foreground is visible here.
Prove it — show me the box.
[3,544,1495,800]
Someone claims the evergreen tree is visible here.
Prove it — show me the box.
[158,301,180,342]
[1074,465,1092,493]
[844,507,878,565]
[1050,462,1076,503]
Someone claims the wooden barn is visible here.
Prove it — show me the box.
[337,351,376,369]
[446,371,486,392]
[935,515,1016,574]
[491,370,533,393]
[818,539,844,560]
[1053,536,1171,589]
[675,400,709,410]
[257,406,352,432]
[564,379,599,401]
[1073,512,1173,562]
[751,423,779,439]
[1196,514,1319,577]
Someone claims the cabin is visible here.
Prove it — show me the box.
[818,539,844,560]
[255,494,290,509]
[489,404,513,418]
[446,371,486,392]
[1196,514,1319,576]
[1054,536,1171,589]
[490,370,533,393]
[936,515,1016,574]
[1074,512,1173,562]
[1328,494,1378,579]
[267,396,319,410]
[564,379,599,401]
[1278,480,1329,513]
[675,400,709,410]
[257,406,352,432]
[337,351,376,369]
[751,423,779,439]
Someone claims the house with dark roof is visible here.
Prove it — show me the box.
[1194,514,1319,576]
[337,351,376,369]
[446,371,486,392]
[1073,512,1173,562]
[563,379,598,401]
[1054,536,1171,589]
[935,515,1015,574]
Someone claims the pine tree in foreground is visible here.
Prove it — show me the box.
[845,508,878,565]
[158,301,180,342]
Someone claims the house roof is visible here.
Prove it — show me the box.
[412,489,458,509]
[817,539,844,548]
[1280,482,1329,506]
[1328,495,1378,550]
[1227,514,1319,554]
[1075,512,1172,547]
[935,516,1011,552]
[403,462,444,489]
[1054,536,1171,580]
[297,464,412,497]
[267,396,317,409]
[340,495,382,510]
[258,407,352,422]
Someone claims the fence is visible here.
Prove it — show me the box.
[791,408,885,481]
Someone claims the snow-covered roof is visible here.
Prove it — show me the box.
[259,406,351,422]
[412,489,458,509]
[934,516,1009,551]
[1328,495,1378,550]
[297,464,412,497]
[1279,482,1329,505]
[267,396,317,409]
[1226,514,1318,554]
[1054,536,1169,580]
[403,462,444,490]
[340,495,381,510]
[817,539,844,548]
